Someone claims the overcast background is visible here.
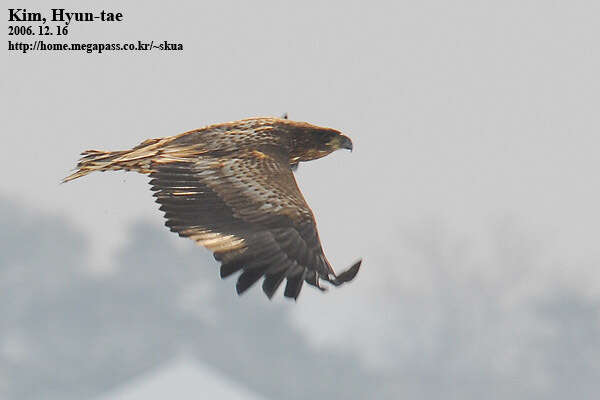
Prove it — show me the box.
[2,1,600,398]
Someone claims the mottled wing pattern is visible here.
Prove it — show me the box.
[149,147,339,299]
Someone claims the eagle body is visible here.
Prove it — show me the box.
[64,117,360,299]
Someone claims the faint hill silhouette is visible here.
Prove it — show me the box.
[0,195,380,400]
[1,195,600,399]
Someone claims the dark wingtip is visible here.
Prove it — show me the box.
[262,272,286,300]
[284,270,306,300]
[236,269,263,295]
[331,259,362,286]
[220,261,242,278]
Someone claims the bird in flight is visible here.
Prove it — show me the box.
[64,117,361,300]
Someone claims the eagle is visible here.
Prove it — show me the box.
[64,117,361,300]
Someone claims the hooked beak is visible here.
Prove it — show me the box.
[339,135,353,152]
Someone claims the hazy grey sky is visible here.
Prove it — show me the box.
[3,0,600,383]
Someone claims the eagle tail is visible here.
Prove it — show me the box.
[62,140,162,183]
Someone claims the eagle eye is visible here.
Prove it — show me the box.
[320,132,336,144]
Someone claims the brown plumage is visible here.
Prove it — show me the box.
[64,117,361,299]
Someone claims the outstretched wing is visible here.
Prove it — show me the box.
[149,146,360,299]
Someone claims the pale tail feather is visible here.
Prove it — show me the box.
[62,137,205,183]
[62,145,158,183]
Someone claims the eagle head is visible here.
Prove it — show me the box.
[281,119,354,162]
[325,132,353,152]
[310,129,353,159]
